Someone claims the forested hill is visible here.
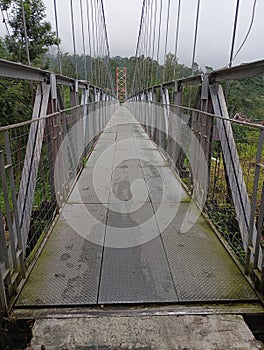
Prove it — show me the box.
[45,52,264,122]
[0,48,263,126]
[0,0,262,126]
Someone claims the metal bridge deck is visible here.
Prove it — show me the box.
[16,107,257,307]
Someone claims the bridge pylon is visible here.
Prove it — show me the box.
[116,67,127,103]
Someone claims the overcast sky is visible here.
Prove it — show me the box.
[1,0,263,70]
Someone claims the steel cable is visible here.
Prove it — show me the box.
[53,0,62,74]
[69,0,78,78]
[80,0,88,80]
[229,0,257,67]
[85,0,93,82]
[155,0,163,82]
[163,0,171,83]
[173,0,181,79]
[191,0,200,75]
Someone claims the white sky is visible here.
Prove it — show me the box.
[1,0,263,70]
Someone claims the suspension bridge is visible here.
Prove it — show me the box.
[0,0,263,348]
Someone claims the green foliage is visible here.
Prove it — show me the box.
[0,0,58,127]
[0,79,33,126]
[0,37,11,60]
[227,77,264,120]
[2,0,58,64]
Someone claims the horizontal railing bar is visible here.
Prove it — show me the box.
[127,100,264,131]
[1,99,262,133]
[0,101,112,132]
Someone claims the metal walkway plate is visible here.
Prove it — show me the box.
[17,204,107,306]
[16,107,257,307]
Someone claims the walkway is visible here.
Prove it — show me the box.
[16,107,256,307]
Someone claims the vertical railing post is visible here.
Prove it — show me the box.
[173,82,184,171]
[92,87,96,141]
[0,222,8,310]
[97,89,101,135]
[144,90,148,130]
[0,209,9,312]
[4,131,25,278]
[152,88,158,144]
[17,82,51,252]
[209,83,254,251]
[160,87,169,151]
[47,74,60,212]
[82,85,90,152]
[147,89,153,137]
[0,151,18,273]
[70,80,79,107]
[99,89,103,133]
[149,88,154,139]
[97,89,101,133]
[191,76,213,204]
[246,129,264,275]
[140,91,144,125]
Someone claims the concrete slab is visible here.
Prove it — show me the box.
[28,315,263,350]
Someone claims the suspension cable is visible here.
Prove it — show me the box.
[85,0,93,82]
[191,0,200,75]
[101,0,114,93]
[80,0,87,80]
[90,0,98,85]
[131,0,146,94]
[145,0,151,88]
[229,0,257,67]
[70,0,78,78]
[53,0,62,74]
[173,0,181,79]
[98,0,104,88]
[150,0,158,85]
[143,0,150,89]
[229,0,240,68]
[155,0,162,82]
[163,0,171,82]
[20,0,31,66]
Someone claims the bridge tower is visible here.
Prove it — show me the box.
[116,67,127,103]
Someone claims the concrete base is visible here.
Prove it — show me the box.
[27,314,263,350]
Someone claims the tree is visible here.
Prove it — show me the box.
[163,53,179,82]
[227,77,264,120]
[0,37,10,59]
[204,65,213,74]
[0,0,60,127]
[2,0,58,64]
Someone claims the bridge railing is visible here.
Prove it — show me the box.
[126,61,264,296]
[0,100,118,312]
[0,60,119,312]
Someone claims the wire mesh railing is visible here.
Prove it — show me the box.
[0,99,118,311]
[126,98,264,294]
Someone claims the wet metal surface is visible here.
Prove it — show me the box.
[16,107,257,307]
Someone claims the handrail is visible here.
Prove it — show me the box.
[0,59,116,98]
[129,59,264,98]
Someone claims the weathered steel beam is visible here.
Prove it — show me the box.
[129,59,264,99]
[0,59,47,81]
[0,59,116,98]
[211,59,264,81]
